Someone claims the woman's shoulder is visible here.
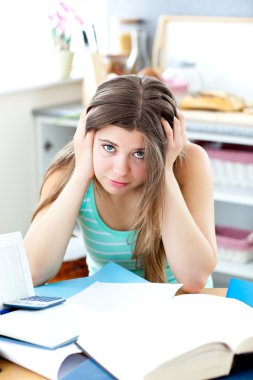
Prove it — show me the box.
[174,141,211,186]
[183,141,209,159]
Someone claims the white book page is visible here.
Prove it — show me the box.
[77,294,253,380]
[67,281,182,313]
[0,338,82,380]
[0,303,97,349]
[0,231,34,308]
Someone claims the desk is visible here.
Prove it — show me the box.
[0,288,226,379]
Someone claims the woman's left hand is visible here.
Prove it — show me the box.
[161,111,187,171]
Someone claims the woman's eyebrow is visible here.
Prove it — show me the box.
[98,138,118,147]
[98,138,145,151]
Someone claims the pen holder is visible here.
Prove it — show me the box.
[82,52,107,105]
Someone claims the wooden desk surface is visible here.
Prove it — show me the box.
[178,287,227,297]
[0,288,227,379]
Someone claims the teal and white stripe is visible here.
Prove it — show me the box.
[78,182,138,275]
[78,181,178,283]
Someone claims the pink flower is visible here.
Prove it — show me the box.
[49,0,83,50]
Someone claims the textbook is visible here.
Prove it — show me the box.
[77,293,253,380]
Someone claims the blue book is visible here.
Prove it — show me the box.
[214,353,253,379]
[226,278,253,308]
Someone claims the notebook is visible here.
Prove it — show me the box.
[0,231,34,311]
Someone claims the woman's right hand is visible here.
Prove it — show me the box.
[73,112,95,181]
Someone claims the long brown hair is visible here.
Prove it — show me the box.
[33,75,178,282]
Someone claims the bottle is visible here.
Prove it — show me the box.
[116,19,150,74]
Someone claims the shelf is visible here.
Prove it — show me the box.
[214,184,253,206]
[184,110,253,146]
[33,103,83,119]
[215,259,253,280]
[188,131,253,146]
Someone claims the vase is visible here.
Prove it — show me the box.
[56,50,74,80]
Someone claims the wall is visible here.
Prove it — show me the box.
[1,0,252,235]
[0,80,82,235]
[107,0,253,52]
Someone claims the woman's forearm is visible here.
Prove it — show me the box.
[24,173,90,286]
[161,172,217,292]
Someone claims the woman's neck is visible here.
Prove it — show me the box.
[94,186,142,231]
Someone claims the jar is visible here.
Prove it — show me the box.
[114,18,150,73]
[162,61,203,94]
[103,54,128,75]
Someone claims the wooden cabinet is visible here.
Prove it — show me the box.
[48,257,89,283]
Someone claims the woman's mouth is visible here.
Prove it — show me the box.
[109,179,128,188]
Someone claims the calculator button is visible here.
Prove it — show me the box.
[21,296,62,302]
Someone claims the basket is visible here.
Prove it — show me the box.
[205,146,253,188]
[216,226,253,263]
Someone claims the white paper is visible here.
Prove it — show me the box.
[0,231,34,309]
[0,280,181,350]
[0,303,96,349]
[67,281,182,312]
[0,338,83,380]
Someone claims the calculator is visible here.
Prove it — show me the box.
[3,295,66,310]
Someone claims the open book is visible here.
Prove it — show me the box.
[77,293,253,380]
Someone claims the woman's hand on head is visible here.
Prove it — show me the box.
[73,112,95,180]
[162,111,187,171]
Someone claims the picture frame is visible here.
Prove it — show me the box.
[151,15,253,100]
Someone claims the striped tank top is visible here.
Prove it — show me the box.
[78,181,177,283]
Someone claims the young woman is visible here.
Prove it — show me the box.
[24,75,217,291]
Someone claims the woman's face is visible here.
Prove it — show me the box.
[93,125,147,195]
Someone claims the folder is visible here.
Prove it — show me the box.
[36,261,147,298]
[60,356,116,380]
[226,278,253,308]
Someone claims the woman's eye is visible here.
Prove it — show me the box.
[103,144,115,152]
[134,151,144,159]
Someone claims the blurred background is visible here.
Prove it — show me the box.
[0,0,253,286]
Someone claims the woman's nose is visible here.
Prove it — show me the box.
[113,155,129,176]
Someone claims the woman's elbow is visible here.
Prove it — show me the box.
[182,257,217,293]
[182,276,209,293]
[31,272,49,287]
[31,266,59,287]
